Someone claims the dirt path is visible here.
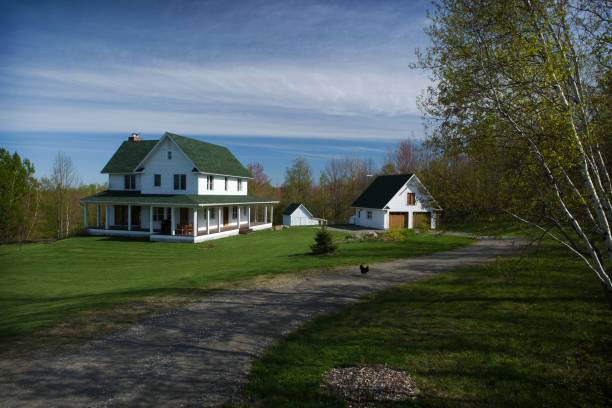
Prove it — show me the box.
[0,238,524,407]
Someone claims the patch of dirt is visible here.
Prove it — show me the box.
[322,365,419,407]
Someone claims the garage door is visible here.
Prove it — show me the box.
[412,212,431,230]
[389,212,407,229]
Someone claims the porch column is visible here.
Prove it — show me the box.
[248,206,251,228]
[193,207,198,237]
[83,204,88,229]
[206,208,210,234]
[265,205,268,224]
[149,206,153,234]
[270,205,274,225]
[171,207,175,236]
[128,205,132,231]
[96,205,100,228]
[217,207,221,232]
[105,205,110,230]
[237,206,241,229]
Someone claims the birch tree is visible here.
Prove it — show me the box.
[418,0,612,302]
[50,152,78,239]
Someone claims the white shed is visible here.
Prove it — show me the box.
[282,203,325,226]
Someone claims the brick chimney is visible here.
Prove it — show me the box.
[128,132,143,142]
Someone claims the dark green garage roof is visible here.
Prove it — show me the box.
[101,132,252,178]
[80,190,278,206]
[351,174,414,209]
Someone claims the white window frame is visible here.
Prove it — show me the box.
[237,178,242,191]
[174,174,186,190]
[124,174,136,190]
[207,175,214,190]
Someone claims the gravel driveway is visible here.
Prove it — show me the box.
[0,238,523,407]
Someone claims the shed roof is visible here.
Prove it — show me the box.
[351,174,414,209]
[282,203,302,215]
[101,132,252,178]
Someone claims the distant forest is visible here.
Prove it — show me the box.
[1,139,493,243]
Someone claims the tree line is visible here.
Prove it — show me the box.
[0,149,105,244]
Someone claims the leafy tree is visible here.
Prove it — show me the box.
[247,162,280,222]
[418,0,612,299]
[310,226,337,255]
[0,149,39,243]
[282,158,312,204]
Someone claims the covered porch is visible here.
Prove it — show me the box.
[80,192,278,243]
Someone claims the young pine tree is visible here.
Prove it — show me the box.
[310,226,337,255]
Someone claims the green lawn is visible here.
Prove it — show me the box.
[0,227,472,344]
[245,243,612,407]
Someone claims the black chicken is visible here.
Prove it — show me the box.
[360,264,369,274]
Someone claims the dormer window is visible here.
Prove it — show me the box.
[124,175,136,190]
[168,151,172,160]
[207,175,214,190]
[224,177,228,191]
[237,178,243,191]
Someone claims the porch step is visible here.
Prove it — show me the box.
[239,228,254,234]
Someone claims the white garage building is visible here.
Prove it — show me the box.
[351,174,441,230]
[282,203,325,226]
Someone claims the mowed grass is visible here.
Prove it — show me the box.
[0,227,472,344]
[245,243,612,408]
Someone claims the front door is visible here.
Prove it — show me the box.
[180,208,189,225]
[131,206,141,228]
[223,207,229,226]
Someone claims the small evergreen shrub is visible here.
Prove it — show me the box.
[310,226,338,255]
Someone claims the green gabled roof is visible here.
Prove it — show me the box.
[101,140,158,173]
[80,190,278,206]
[351,174,414,209]
[166,133,252,178]
[101,132,252,177]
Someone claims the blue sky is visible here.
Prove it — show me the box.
[0,0,432,185]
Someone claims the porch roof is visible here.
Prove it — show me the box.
[80,190,279,206]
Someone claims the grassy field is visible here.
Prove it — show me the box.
[244,243,612,407]
[0,227,472,345]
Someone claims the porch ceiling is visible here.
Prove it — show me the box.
[80,190,279,206]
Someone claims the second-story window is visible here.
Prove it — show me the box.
[224,177,228,191]
[167,151,172,160]
[207,175,214,190]
[174,174,186,190]
[154,174,161,187]
[237,178,242,191]
[124,174,136,190]
[407,193,415,205]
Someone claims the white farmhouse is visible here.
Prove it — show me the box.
[351,174,441,230]
[80,132,278,243]
[282,203,325,226]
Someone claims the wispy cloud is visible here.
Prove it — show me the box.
[4,62,428,117]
